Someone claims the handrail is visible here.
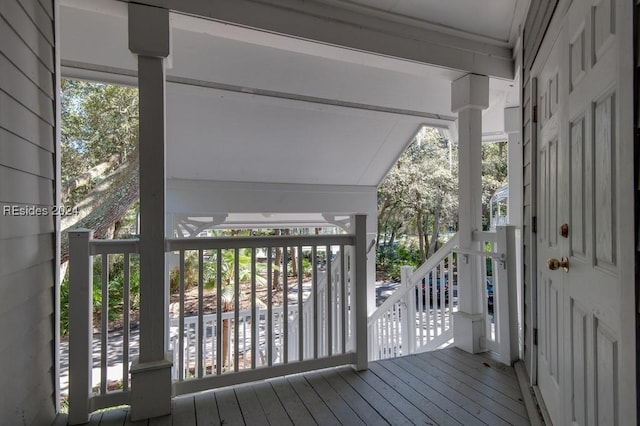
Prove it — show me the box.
[369,233,459,326]
[89,238,139,255]
[407,234,459,287]
[165,234,354,251]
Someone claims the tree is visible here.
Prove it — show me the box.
[60,79,140,265]
[481,142,509,230]
[376,128,509,279]
[377,128,458,263]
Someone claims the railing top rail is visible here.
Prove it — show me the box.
[368,233,459,325]
[472,230,497,242]
[407,233,459,287]
[89,239,140,255]
[165,234,355,251]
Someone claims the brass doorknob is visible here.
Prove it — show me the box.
[547,257,569,272]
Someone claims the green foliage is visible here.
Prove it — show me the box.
[60,254,140,336]
[376,239,421,281]
[376,127,507,279]
[377,127,458,263]
[61,79,139,207]
[481,142,509,230]
[169,249,264,311]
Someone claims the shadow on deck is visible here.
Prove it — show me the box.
[55,347,530,425]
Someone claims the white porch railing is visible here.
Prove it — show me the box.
[287,248,351,361]
[368,226,515,363]
[68,216,368,421]
[68,231,139,416]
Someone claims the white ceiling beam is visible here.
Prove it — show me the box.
[122,0,514,79]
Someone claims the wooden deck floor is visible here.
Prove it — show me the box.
[55,347,530,426]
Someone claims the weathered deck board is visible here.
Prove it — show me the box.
[54,347,531,425]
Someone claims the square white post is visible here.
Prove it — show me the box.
[128,3,173,420]
[353,214,368,370]
[504,106,522,227]
[451,74,488,354]
[68,229,93,425]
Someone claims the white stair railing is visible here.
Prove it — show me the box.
[368,226,515,363]
[368,234,459,360]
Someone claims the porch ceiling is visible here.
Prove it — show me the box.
[60,0,521,187]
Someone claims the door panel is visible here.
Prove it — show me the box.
[593,90,616,269]
[535,1,624,424]
[570,299,588,426]
[536,30,564,423]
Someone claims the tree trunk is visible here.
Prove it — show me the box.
[422,212,430,261]
[428,204,442,257]
[286,229,297,277]
[61,153,121,200]
[60,158,139,263]
[416,208,426,263]
[273,247,282,290]
[112,220,123,239]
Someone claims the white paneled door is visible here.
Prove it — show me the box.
[535,0,627,424]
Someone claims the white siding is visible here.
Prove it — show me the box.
[0,0,57,424]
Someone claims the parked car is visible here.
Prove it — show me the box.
[416,274,449,308]
[486,277,494,315]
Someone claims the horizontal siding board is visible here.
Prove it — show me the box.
[0,91,54,152]
[0,1,54,70]
[524,163,531,186]
[0,55,54,124]
[3,357,55,425]
[524,1,559,71]
[37,0,53,20]
[524,1,548,70]
[0,202,55,239]
[0,261,54,315]
[0,0,56,423]
[523,142,531,167]
[523,78,531,105]
[0,289,52,356]
[0,233,55,277]
[0,19,54,97]
[0,323,54,397]
[0,166,54,205]
[0,128,54,180]
[17,0,54,45]
[523,100,531,128]
[523,0,545,67]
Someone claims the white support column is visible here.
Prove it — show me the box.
[451,74,488,354]
[128,4,173,420]
[504,106,522,227]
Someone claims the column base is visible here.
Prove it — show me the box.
[130,351,173,421]
[453,311,486,354]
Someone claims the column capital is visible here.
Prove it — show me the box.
[128,3,170,58]
[451,74,489,113]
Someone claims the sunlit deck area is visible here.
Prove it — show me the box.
[55,347,529,426]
